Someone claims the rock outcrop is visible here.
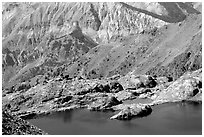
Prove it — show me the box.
[152,69,202,105]
[110,103,152,120]
[2,110,47,135]
[2,69,202,125]
[115,90,135,101]
[87,96,122,111]
[2,78,125,118]
[118,74,157,90]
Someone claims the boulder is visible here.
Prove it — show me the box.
[143,75,157,88]
[109,81,124,93]
[119,74,157,90]
[115,90,135,101]
[156,76,171,85]
[110,104,152,120]
[153,77,202,105]
[87,96,122,111]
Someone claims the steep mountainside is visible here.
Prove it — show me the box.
[2,2,201,88]
[64,14,201,80]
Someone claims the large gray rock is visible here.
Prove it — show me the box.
[110,103,152,120]
[115,90,135,101]
[119,74,157,90]
[153,76,202,105]
[87,96,122,111]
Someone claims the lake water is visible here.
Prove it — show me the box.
[28,102,202,135]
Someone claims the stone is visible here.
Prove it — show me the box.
[119,74,157,90]
[109,81,124,93]
[87,96,122,111]
[153,77,202,105]
[143,75,157,88]
[156,76,170,85]
[115,90,135,101]
[110,103,152,120]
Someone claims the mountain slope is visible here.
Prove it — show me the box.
[2,20,97,87]
[2,2,201,89]
[2,2,202,134]
[64,14,201,80]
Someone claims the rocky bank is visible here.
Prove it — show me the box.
[2,110,47,135]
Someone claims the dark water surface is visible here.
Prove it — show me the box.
[28,102,202,135]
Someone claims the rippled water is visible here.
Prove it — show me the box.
[28,102,202,135]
